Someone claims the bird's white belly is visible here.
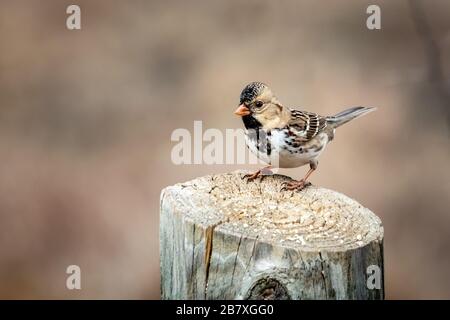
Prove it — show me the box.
[273,145,323,168]
[275,149,315,168]
[270,130,328,168]
[244,129,328,168]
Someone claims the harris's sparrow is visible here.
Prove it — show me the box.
[234,82,376,191]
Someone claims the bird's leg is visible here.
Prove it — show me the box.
[282,160,317,191]
[243,165,273,182]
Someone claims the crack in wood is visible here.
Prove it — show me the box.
[191,224,196,297]
[204,217,231,298]
[318,252,328,298]
[230,236,242,286]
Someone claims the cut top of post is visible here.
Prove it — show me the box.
[161,171,383,252]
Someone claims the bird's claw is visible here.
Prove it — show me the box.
[281,180,311,192]
[242,167,273,183]
[242,171,261,182]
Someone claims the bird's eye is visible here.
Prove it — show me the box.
[255,101,263,108]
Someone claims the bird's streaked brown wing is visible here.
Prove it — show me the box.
[288,109,327,142]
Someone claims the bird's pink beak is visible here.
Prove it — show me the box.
[234,104,250,116]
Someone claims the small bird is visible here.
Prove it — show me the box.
[234,82,376,191]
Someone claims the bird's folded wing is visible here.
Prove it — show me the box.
[288,109,327,142]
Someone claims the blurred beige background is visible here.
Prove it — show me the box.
[0,0,449,299]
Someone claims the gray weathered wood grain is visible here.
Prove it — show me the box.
[160,171,384,300]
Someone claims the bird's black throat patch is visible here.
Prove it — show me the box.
[242,115,262,130]
[243,116,272,157]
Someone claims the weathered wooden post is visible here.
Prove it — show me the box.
[160,171,384,300]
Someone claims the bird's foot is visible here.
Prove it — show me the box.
[281,179,312,192]
[243,167,273,182]
[243,171,260,182]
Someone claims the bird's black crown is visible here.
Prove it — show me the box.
[240,82,267,104]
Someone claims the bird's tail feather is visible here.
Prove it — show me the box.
[326,106,376,128]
